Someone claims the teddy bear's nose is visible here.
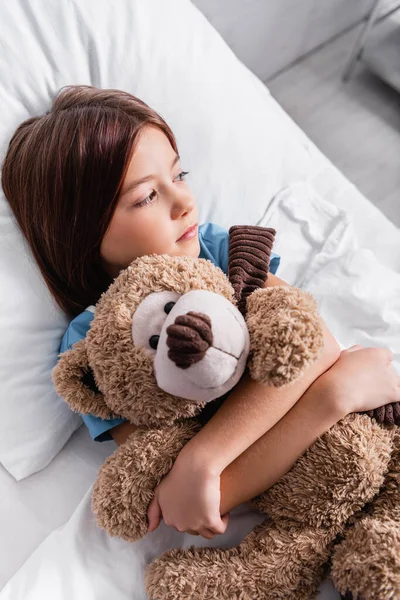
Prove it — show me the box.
[166,311,213,369]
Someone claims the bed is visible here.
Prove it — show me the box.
[0,0,399,598]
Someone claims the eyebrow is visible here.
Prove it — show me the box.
[120,154,180,197]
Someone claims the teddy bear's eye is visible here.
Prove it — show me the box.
[164,301,176,315]
[132,290,180,351]
[149,335,160,350]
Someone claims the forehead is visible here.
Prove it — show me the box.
[127,126,176,177]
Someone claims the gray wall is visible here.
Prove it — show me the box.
[193,0,399,81]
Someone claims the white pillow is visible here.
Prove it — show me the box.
[0,0,312,479]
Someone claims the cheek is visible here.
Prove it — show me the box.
[100,211,140,263]
[101,209,171,265]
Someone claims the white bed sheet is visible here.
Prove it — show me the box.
[0,426,113,589]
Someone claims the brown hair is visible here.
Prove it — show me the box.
[1,85,178,316]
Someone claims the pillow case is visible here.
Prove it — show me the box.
[0,0,311,479]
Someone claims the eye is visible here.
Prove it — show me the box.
[174,170,189,182]
[149,335,160,350]
[135,190,157,208]
[164,301,176,314]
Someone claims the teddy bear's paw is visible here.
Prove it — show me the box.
[246,286,324,387]
[331,516,400,600]
[145,520,332,600]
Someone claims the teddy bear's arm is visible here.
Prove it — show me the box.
[246,285,325,386]
[91,419,201,542]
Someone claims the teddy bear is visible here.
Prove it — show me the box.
[53,225,399,600]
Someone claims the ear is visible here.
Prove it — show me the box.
[52,339,114,420]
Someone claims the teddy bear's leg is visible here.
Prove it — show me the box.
[145,415,392,600]
[145,518,334,600]
[331,428,400,600]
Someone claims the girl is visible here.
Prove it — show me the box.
[2,85,399,541]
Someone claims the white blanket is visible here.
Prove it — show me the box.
[263,183,400,371]
[3,182,399,600]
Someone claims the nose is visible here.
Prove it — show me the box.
[170,188,195,221]
[166,312,213,368]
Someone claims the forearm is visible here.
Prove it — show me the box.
[180,320,340,472]
[219,373,344,515]
[111,421,137,445]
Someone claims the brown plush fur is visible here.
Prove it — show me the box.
[246,286,324,386]
[145,414,392,600]
[253,414,392,528]
[331,429,400,600]
[146,524,335,600]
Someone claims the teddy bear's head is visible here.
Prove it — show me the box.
[53,254,250,427]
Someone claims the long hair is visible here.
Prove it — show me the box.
[1,85,178,316]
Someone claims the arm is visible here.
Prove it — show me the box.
[218,371,342,514]
[148,344,397,537]
[111,420,137,444]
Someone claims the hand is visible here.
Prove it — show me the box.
[147,451,230,539]
[319,345,400,416]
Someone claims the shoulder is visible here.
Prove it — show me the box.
[199,222,228,244]
[59,306,95,353]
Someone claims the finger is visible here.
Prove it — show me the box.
[374,346,394,363]
[221,513,230,529]
[147,492,162,533]
[343,344,362,354]
[209,515,229,535]
[201,515,230,537]
[383,348,394,363]
[198,528,217,540]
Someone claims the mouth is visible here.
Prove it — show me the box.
[177,223,198,242]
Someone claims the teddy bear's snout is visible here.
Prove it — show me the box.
[153,289,250,403]
[166,312,213,369]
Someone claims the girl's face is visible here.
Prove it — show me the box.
[101,126,199,277]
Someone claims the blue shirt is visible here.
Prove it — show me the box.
[59,222,281,441]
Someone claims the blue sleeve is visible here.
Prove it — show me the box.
[59,309,125,442]
[198,222,281,275]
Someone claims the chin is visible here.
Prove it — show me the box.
[175,237,200,258]
[190,237,201,257]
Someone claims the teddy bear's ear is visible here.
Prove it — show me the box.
[52,339,114,420]
[228,225,276,315]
